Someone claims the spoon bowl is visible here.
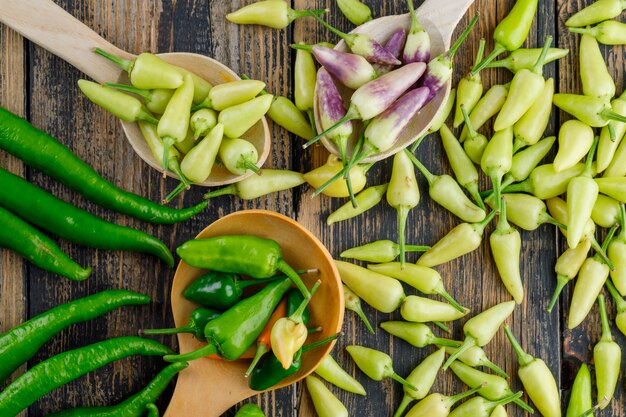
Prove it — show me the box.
[315,0,475,162]
[0,0,271,187]
[164,210,344,417]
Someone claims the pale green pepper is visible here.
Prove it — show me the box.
[401,295,468,323]
[94,49,183,89]
[381,322,458,349]
[513,77,554,150]
[597,90,626,172]
[335,261,404,313]
[204,169,304,200]
[594,294,621,409]
[485,48,569,73]
[306,376,348,417]
[218,137,260,176]
[503,162,588,200]
[180,124,224,183]
[404,386,484,417]
[103,82,173,115]
[592,194,621,228]
[461,105,488,164]
[447,393,523,417]
[315,354,366,396]
[570,20,626,45]
[553,120,594,172]
[502,135,555,188]
[481,127,513,210]
[193,79,266,112]
[453,39,485,128]
[547,238,591,313]
[566,363,593,417]
[460,84,509,141]
[340,240,429,263]
[441,343,508,377]
[337,0,372,25]
[304,155,368,198]
[566,0,626,27]
[190,109,218,140]
[326,183,388,225]
[227,1,326,29]
[77,80,158,124]
[343,284,374,334]
[605,279,626,336]
[219,95,273,138]
[580,34,615,101]
[266,95,313,140]
[346,345,415,389]
[608,204,626,294]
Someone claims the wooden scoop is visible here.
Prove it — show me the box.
[315,0,475,162]
[0,0,270,186]
[164,210,344,417]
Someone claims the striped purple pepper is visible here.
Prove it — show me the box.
[403,0,431,64]
[375,27,408,75]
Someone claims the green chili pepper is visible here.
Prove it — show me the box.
[485,47,569,72]
[226,0,326,29]
[482,128,513,210]
[315,354,366,396]
[270,281,320,369]
[343,284,375,334]
[45,362,187,417]
[327,183,388,225]
[0,290,149,384]
[381,322,458,349]
[567,0,626,27]
[592,194,621,228]
[393,347,445,417]
[177,236,311,299]
[440,343,508,377]
[104,83,174,115]
[140,307,220,341]
[605,279,626,336]
[337,0,372,25]
[234,404,266,417]
[406,150,486,223]
[493,36,552,131]
[490,405,509,417]
[608,204,626,294]
[489,199,524,303]
[335,261,405,313]
[449,360,532,413]
[461,104,488,164]
[410,89,456,153]
[0,107,207,223]
[0,337,172,416]
[598,90,626,172]
[447,392,523,417]
[513,77,554,151]
[294,42,318,127]
[0,206,90,282]
[94,49,183,89]
[165,277,292,362]
[306,375,348,417]
[443,300,516,370]
[580,34,616,101]
[553,120,594,172]
[346,345,415,389]
[158,73,194,170]
[440,124,484,209]
[553,93,626,127]
[387,150,420,267]
[182,270,273,310]
[570,20,626,44]
[460,84,509,142]
[503,135,555,188]
[368,262,465,311]
[404,385,484,417]
[190,109,218,139]
[416,210,496,267]
[77,80,158,124]
[473,0,539,73]
[569,226,617,330]
[504,325,561,417]
[248,334,339,390]
[218,137,260,176]
[266,95,313,140]
[567,137,599,249]
[0,167,174,266]
[400,296,468,323]
[204,169,304,200]
[192,79,266,112]
[453,39,485,128]
[218,95,273,139]
[565,363,593,417]
[502,162,587,200]
[341,240,429,263]
[594,294,621,408]
[547,238,592,313]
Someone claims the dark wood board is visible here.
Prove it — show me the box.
[0,1,624,416]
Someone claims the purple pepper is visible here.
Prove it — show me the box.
[422,14,478,101]
[403,0,431,64]
[314,68,354,162]
[310,12,402,65]
[293,44,378,90]
[375,27,408,75]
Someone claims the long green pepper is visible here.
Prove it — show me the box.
[566,363,593,417]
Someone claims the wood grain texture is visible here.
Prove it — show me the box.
[0,0,624,416]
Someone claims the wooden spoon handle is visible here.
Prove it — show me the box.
[0,0,132,83]
[418,0,476,48]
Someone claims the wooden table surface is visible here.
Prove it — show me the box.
[1,0,625,416]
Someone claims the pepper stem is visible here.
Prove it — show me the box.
[433,321,451,333]
[163,343,218,362]
[245,342,269,377]
[146,403,159,417]
[618,203,626,237]
[583,136,599,178]
[490,391,524,408]
[442,336,476,370]
[513,396,535,414]
[569,27,597,36]
[140,326,194,336]
[312,146,374,198]
[437,288,466,313]
[471,43,506,76]
[161,137,175,172]
[601,108,626,124]
[579,402,604,417]
[546,274,570,313]
[393,395,413,417]
[591,234,615,270]
[390,372,418,391]
[496,198,509,230]
[406,0,421,32]
[503,325,534,367]
[470,38,486,75]
[290,8,327,20]
[432,336,462,348]
[94,47,132,73]
[277,260,313,299]
[598,294,614,342]
[204,184,237,199]
[447,14,479,60]
[404,150,435,185]
[405,245,430,252]
[163,158,191,203]
[608,121,617,142]
[104,82,151,100]
[461,104,479,142]
[467,182,486,210]
[605,279,626,313]
[397,206,410,268]
[307,109,318,136]
[531,36,553,75]
[163,181,186,203]
[291,280,321,321]
[481,357,509,378]
[309,12,351,44]
[473,208,497,233]
[448,383,485,405]
[301,332,341,353]
[290,43,314,52]
[353,305,375,334]
[512,137,526,153]
[501,179,532,194]
[543,213,566,229]
[409,133,427,153]
[491,175,503,213]
[239,155,261,175]
[304,112,357,149]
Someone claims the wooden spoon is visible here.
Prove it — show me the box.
[0,0,270,186]
[315,0,475,162]
[164,210,344,417]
